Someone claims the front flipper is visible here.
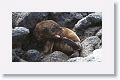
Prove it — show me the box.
[43,40,54,55]
[62,38,80,50]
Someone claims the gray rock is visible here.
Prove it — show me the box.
[22,49,43,62]
[70,51,80,58]
[78,26,101,41]
[67,57,84,62]
[80,12,93,17]
[12,54,27,62]
[95,40,102,49]
[12,27,43,50]
[12,12,30,28]
[73,12,102,41]
[50,12,84,28]
[12,27,30,38]
[12,52,21,62]
[42,51,69,62]
[96,29,102,39]
[12,12,49,31]
[21,35,44,51]
[12,48,25,62]
[73,12,102,40]
[12,27,30,48]
[80,36,101,57]
[86,49,102,62]
[84,26,101,38]
[99,46,102,48]
[12,48,24,57]
[74,12,102,31]
[95,29,102,48]
[68,49,102,62]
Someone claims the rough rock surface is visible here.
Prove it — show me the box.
[78,26,102,41]
[12,12,49,31]
[96,29,102,39]
[68,49,102,62]
[49,12,83,28]
[12,48,26,62]
[70,51,80,58]
[22,49,43,62]
[74,12,102,31]
[95,40,102,49]
[41,51,69,62]
[73,12,102,41]
[12,27,30,40]
[12,27,30,48]
[80,36,101,57]
[12,12,30,28]
[12,52,21,62]
[21,33,44,51]
[84,27,101,37]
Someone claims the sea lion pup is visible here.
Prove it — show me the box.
[34,20,81,56]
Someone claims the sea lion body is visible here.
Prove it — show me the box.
[34,20,81,56]
[53,39,75,56]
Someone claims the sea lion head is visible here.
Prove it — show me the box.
[34,20,63,40]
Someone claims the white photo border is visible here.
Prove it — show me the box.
[0,0,114,74]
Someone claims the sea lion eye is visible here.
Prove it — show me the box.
[43,28,49,32]
[51,28,56,32]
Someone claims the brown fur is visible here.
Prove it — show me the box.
[34,20,80,56]
[61,27,80,42]
[43,39,76,56]
[34,20,62,40]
